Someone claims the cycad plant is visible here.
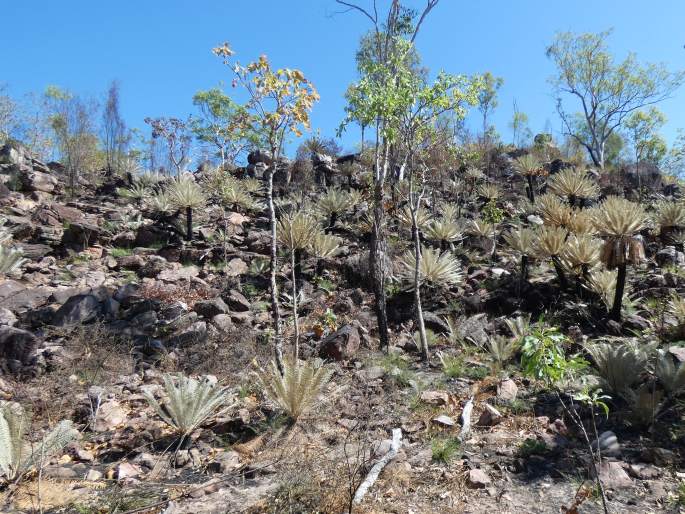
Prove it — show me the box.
[566,209,596,236]
[144,191,175,216]
[655,351,685,396]
[487,336,519,373]
[537,194,572,228]
[424,218,463,251]
[504,226,538,289]
[256,358,332,422]
[592,196,648,321]
[220,182,259,213]
[398,246,463,290]
[143,374,233,448]
[585,340,650,396]
[476,183,501,203]
[169,177,206,241]
[547,168,599,207]
[535,226,569,288]
[654,200,685,246]
[309,231,341,276]
[316,188,354,232]
[116,182,151,204]
[588,269,618,311]
[562,235,602,282]
[396,205,431,233]
[513,154,543,202]
[0,402,77,481]
[0,219,25,276]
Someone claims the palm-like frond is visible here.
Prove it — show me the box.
[256,359,332,421]
[669,293,685,323]
[465,167,485,181]
[424,219,463,244]
[309,232,341,259]
[655,351,685,395]
[0,245,25,276]
[566,209,596,236]
[588,269,618,309]
[513,154,543,176]
[654,200,685,232]
[465,219,494,237]
[438,203,460,222]
[535,226,568,257]
[476,183,501,201]
[487,336,518,371]
[592,196,648,238]
[503,227,538,256]
[585,340,651,395]
[169,177,206,210]
[547,168,599,201]
[116,183,150,202]
[277,211,320,251]
[537,194,572,227]
[144,191,175,214]
[220,184,260,211]
[562,234,602,271]
[143,374,233,435]
[396,205,431,231]
[398,246,463,288]
[316,188,354,217]
[0,218,12,245]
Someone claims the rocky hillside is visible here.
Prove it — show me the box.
[1,140,685,513]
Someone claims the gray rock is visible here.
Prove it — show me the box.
[211,314,234,332]
[318,324,360,361]
[467,469,491,488]
[194,297,230,318]
[496,379,518,404]
[166,321,208,347]
[0,326,38,372]
[52,294,102,326]
[223,290,251,312]
[0,308,17,327]
[656,246,685,267]
[597,461,631,489]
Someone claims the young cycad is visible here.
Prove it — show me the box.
[503,227,538,287]
[562,234,602,278]
[398,246,463,289]
[585,340,650,396]
[566,209,596,236]
[466,219,494,238]
[536,194,572,228]
[309,231,341,275]
[654,200,685,245]
[143,374,233,446]
[535,226,569,288]
[396,205,431,232]
[0,219,25,276]
[116,182,151,203]
[438,203,460,222]
[655,351,685,396]
[588,269,618,311]
[0,402,78,481]
[547,168,599,206]
[144,191,175,216]
[476,183,501,202]
[316,188,354,231]
[513,154,544,202]
[424,218,463,250]
[169,176,206,241]
[593,196,648,321]
[256,358,332,422]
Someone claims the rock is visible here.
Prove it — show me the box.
[421,312,451,334]
[208,451,241,473]
[669,346,685,363]
[0,308,17,326]
[455,314,489,346]
[318,324,360,361]
[158,265,200,283]
[432,414,456,427]
[656,246,685,267]
[117,462,143,480]
[0,326,38,372]
[211,314,234,332]
[20,169,58,193]
[592,431,620,457]
[358,366,385,381]
[496,379,518,404]
[194,297,230,318]
[52,294,102,326]
[478,404,503,426]
[166,321,208,347]
[420,390,450,406]
[597,461,631,489]
[117,255,145,270]
[94,400,128,432]
[225,258,248,277]
[627,463,662,480]
[467,469,491,489]
[640,447,676,466]
[527,214,544,226]
[85,469,103,481]
[222,290,251,312]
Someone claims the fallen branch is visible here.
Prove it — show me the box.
[459,396,474,442]
[352,428,402,505]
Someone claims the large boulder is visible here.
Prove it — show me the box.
[318,324,360,361]
[52,294,102,326]
[0,326,38,373]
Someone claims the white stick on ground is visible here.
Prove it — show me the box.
[353,428,402,505]
[459,396,474,442]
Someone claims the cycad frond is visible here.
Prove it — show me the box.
[588,269,618,309]
[437,203,460,222]
[487,336,518,371]
[277,211,320,251]
[143,374,233,435]
[316,188,354,217]
[465,167,485,181]
[476,183,501,201]
[466,219,494,237]
[169,177,206,210]
[655,351,685,395]
[0,245,25,276]
[654,200,685,233]
[144,191,175,214]
[256,359,332,421]
[566,209,596,236]
[424,219,463,244]
[562,235,602,271]
[398,246,463,288]
[116,183,150,202]
[503,227,538,256]
[537,194,572,227]
[535,226,568,257]
[513,154,543,177]
[585,340,650,395]
[593,196,648,238]
[396,205,431,231]
[547,168,599,201]
[309,232,341,259]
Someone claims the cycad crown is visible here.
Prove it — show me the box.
[585,340,650,395]
[535,226,569,257]
[277,211,320,250]
[592,196,648,238]
[424,219,463,244]
[316,188,354,216]
[309,232,341,259]
[654,200,685,231]
[547,168,599,201]
[513,154,543,176]
[169,177,206,209]
[537,194,572,227]
[398,246,463,288]
[503,227,538,256]
[562,234,602,270]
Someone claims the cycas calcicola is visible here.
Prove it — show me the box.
[143,374,233,447]
[465,167,485,183]
[588,269,618,311]
[144,191,175,216]
[466,219,494,238]
[487,336,519,373]
[537,194,572,228]
[240,178,263,195]
[220,183,260,213]
[169,177,206,241]
[513,154,544,202]
[476,183,501,202]
[256,358,332,422]
[593,196,648,321]
[535,225,569,288]
[438,203,460,222]
[655,351,685,396]
[0,402,78,481]
[503,227,538,288]
[316,188,354,231]
[309,231,341,275]
[116,183,150,203]
[396,205,431,232]
[562,234,602,279]
[0,219,25,277]
[585,340,650,396]
[654,200,685,245]
[398,246,463,290]
[547,168,599,206]
[424,219,463,251]
[566,209,596,236]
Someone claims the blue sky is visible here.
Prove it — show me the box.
[2,0,684,156]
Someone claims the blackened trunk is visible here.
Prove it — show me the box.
[294,248,303,282]
[552,256,568,289]
[186,207,193,241]
[326,212,338,234]
[526,175,535,203]
[370,186,389,349]
[611,264,627,322]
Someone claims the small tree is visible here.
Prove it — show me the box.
[624,107,667,197]
[213,43,319,374]
[547,30,684,169]
[144,116,192,176]
[102,80,130,174]
[169,176,205,241]
[0,84,19,145]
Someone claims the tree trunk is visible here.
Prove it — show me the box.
[413,226,428,361]
[294,248,303,282]
[266,167,284,374]
[526,175,535,203]
[326,212,338,234]
[552,256,568,289]
[291,249,300,360]
[186,207,193,241]
[611,264,627,322]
